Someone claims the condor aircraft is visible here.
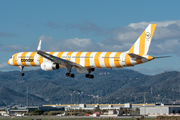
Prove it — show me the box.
[8,24,169,78]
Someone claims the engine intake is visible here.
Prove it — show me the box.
[41,62,59,71]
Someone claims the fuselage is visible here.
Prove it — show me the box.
[8,51,153,68]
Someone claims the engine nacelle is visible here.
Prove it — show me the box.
[41,62,59,71]
[76,68,95,73]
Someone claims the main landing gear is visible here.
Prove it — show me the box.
[66,64,75,78]
[66,73,74,78]
[85,68,95,79]
[20,66,25,76]
[85,74,94,79]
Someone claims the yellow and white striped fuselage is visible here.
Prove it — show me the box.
[8,51,153,68]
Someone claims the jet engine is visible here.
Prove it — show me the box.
[41,62,59,71]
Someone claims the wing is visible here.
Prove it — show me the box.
[36,40,82,67]
[37,50,82,67]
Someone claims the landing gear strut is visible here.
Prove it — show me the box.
[20,66,25,76]
[66,64,75,78]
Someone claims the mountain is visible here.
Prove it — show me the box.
[0,87,47,106]
[0,68,180,106]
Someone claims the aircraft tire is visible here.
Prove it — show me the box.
[71,74,74,78]
[89,75,94,79]
[66,73,69,77]
[85,74,90,78]
[21,73,25,76]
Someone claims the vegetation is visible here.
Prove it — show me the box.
[29,109,45,115]
[0,69,180,106]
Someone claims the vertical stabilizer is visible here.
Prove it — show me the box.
[128,24,156,55]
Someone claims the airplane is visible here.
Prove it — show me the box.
[1,113,10,116]
[56,112,65,116]
[8,24,169,79]
[14,113,24,117]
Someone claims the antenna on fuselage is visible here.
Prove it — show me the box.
[37,40,42,51]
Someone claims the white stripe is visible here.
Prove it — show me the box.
[99,52,106,68]
[61,52,69,60]
[109,52,116,68]
[90,52,96,68]
[10,58,13,65]
[26,52,32,66]
[120,53,126,67]
[53,52,58,57]
[34,53,40,66]
[17,52,23,66]
[134,37,140,54]
[71,52,78,63]
[145,24,151,55]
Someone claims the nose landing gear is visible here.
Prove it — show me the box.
[20,66,25,76]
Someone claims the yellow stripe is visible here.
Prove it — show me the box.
[8,59,10,65]
[49,52,55,55]
[139,31,145,55]
[75,52,83,64]
[104,52,112,68]
[129,44,134,53]
[114,52,121,68]
[66,52,73,61]
[12,53,18,66]
[85,52,92,67]
[125,54,132,66]
[148,55,153,61]
[38,54,43,65]
[57,52,64,58]
[30,52,36,66]
[150,24,156,41]
[21,52,28,66]
[94,52,102,68]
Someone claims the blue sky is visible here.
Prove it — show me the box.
[1,0,180,75]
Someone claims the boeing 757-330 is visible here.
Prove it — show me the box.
[8,24,169,78]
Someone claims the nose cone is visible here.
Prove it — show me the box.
[8,58,11,65]
[148,56,154,61]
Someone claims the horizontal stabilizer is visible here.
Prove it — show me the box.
[153,56,171,59]
[128,53,144,60]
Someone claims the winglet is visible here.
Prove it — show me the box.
[37,40,42,51]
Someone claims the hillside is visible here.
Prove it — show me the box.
[0,69,180,106]
[0,87,47,106]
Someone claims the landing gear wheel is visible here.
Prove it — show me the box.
[70,74,75,78]
[66,73,75,78]
[89,75,94,79]
[85,74,90,78]
[21,73,25,76]
[66,73,70,77]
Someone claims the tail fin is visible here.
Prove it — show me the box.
[128,24,156,55]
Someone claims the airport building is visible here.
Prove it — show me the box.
[43,103,155,111]
[140,104,180,116]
